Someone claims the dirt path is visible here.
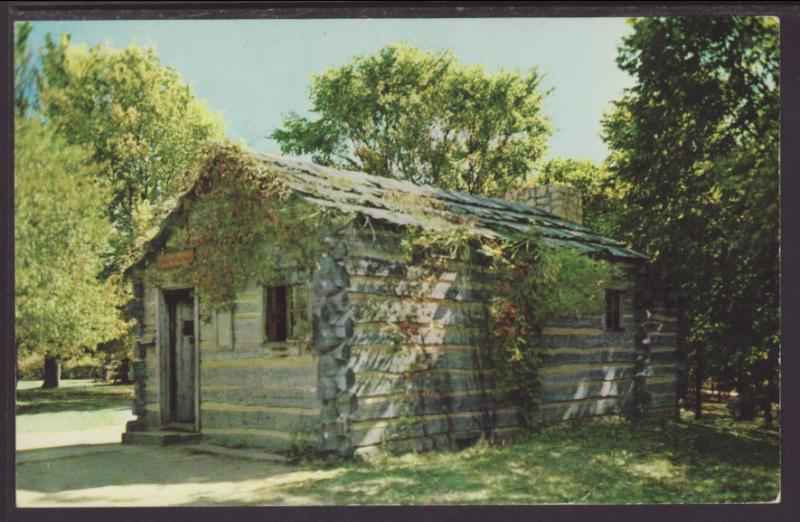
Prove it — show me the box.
[16,380,340,506]
[16,443,344,506]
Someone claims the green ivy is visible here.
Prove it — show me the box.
[402,227,615,431]
[487,236,615,429]
[146,142,352,308]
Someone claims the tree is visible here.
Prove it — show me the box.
[15,119,130,388]
[528,157,622,237]
[602,17,779,422]
[272,43,552,196]
[38,34,225,263]
[14,22,38,117]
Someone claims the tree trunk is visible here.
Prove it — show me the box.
[693,361,703,420]
[42,354,61,389]
[763,402,773,428]
[116,357,132,384]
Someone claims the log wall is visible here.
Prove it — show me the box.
[335,223,520,457]
[127,256,321,453]
[127,217,681,458]
[536,264,680,424]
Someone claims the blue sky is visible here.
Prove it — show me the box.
[27,18,635,164]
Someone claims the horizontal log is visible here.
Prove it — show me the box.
[201,362,317,391]
[201,384,320,409]
[540,346,678,366]
[541,347,637,366]
[351,345,485,374]
[350,407,519,447]
[539,392,677,424]
[348,276,490,303]
[345,256,496,284]
[540,363,678,387]
[351,296,487,326]
[201,402,320,432]
[353,426,523,454]
[355,390,510,422]
[539,396,628,423]
[539,378,678,404]
[355,369,496,398]
[202,427,318,452]
[200,343,307,360]
[544,316,606,329]
[201,354,315,370]
[537,331,636,349]
[352,325,486,347]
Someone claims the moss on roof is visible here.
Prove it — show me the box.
[254,153,646,262]
[125,149,646,275]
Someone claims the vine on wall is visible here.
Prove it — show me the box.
[401,226,616,431]
[145,142,352,308]
[486,236,615,429]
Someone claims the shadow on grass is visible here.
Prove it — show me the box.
[274,412,780,505]
[16,383,133,415]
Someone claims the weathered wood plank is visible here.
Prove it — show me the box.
[355,390,509,421]
[348,276,491,303]
[540,363,678,387]
[539,378,678,404]
[352,325,486,347]
[201,357,318,393]
[539,392,677,424]
[201,354,316,370]
[202,384,320,409]
[351,345,485,374]
[350,407,519,447]
[355,369,496,398]
[345,256,496,284]
[202,427,318,451]
[537,332,637,350]
[201,402,320,432]
[350,295,488,326]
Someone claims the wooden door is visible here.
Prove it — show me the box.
[166,289,195,423]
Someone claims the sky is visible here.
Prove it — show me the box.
[27,18,635,164]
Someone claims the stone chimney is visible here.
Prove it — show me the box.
[507,184,583,224]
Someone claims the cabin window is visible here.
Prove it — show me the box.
[605,290,622,331]
[265,285,288,342]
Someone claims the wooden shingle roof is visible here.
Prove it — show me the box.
[254,153,647,262]
[125,150,646,275]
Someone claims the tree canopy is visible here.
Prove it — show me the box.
[271,43,552,196]
[14,22,38,117]
[602,16,779,421]
[15,119,130,362]
[38,34,226,258]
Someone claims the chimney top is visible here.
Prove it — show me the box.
[506,184,583,224]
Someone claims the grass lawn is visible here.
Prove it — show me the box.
[284,403,780,504]
[16,379,134,450]
[15,381,780,505]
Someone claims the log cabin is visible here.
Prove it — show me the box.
[121,146,682,458]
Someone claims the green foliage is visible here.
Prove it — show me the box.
[487,239,615,427]
[15,119,130,360]
[148,142,352,307]
[602,17,779,420]
[38,33,226,258]
[528,157,623,238]
[401,224,614,430]
[14,22,38,117]
[272,43,551,196]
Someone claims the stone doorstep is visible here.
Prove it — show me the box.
[181,443,289,464]
[121,431,289,463]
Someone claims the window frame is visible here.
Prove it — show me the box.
[605,289,623,332]
[264,284,289,342]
